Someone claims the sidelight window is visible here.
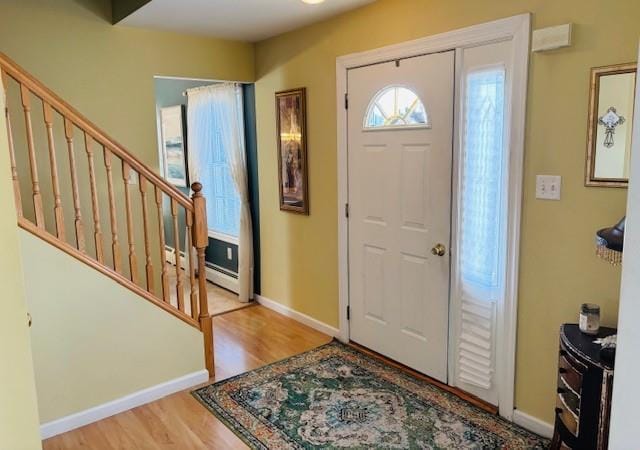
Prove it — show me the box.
[459,68,507,296]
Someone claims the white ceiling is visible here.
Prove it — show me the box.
[119,0,375,42]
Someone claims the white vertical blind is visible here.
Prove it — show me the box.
[460,68,507,301]
[209,130,241,238]
[456,67,507,392]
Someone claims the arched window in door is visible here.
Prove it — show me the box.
[363,86,429,129]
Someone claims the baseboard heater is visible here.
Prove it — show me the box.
[165,247,239,294]
[205,261,238,279]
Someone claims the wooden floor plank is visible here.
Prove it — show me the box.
[42,304,498,449]
[42,305,332,449]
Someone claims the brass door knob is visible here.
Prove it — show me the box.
[431,243,446,257]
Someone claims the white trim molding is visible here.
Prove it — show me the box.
[208,229,240,246]
[336,13,530,420]
[512,410,554,439]
[255,295,340,338]
[40,370,209,440]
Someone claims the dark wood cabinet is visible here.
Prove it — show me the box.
[551,324,616,450]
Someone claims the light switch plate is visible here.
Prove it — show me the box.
[536,175,562,200]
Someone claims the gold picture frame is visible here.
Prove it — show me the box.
[276,88,309,214]
[585,62,636,188]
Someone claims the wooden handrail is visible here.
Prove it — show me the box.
[0,52,192,210]
[1,52,214,378]
[1,68,22,217]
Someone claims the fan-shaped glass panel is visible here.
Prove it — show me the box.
[364,86,428,129]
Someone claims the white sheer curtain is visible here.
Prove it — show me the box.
[187,83,253,302]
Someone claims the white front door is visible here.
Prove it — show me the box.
[347,51,454,381]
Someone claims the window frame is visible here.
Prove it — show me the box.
[362,84,431,131]
[208,229,239,245]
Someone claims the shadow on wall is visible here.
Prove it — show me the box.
[71,0,112,22]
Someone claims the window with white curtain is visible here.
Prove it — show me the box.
[459,68,507,300]
[186,84,243,241]
[206,130,241,238]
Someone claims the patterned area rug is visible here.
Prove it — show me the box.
[193,341,548,449]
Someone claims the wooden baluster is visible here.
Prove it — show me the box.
[171,198,185,312]
[192,182,213,378]
[186,211,198,320]
[84,133,104,263]
[64,118,85,252]
[155,187,170,302]
[139,176,154,293]
[122,162,138,284]
[2,70,22,217]
[43,102,65,240]
[20,84,45,228]
[103,149,121,273]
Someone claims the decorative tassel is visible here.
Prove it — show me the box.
[595,244,623,266]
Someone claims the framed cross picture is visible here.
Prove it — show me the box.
[160,105,189,188]
[276,88,309,214]
[585,62,636,187]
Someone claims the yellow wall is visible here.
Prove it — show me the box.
[255,0,636,422]
[0,0,254,170]
[20,230,204,424]
[0,78,42,449]
[0,0,255,302]
[0,0,238,427]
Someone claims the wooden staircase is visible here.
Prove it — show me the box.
[0,53,214,377]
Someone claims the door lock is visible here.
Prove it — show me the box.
[431,243,446,257]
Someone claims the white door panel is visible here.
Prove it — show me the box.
[348,51,454,381]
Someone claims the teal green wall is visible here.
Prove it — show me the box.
[243,84,261,294]
[155,78,213,109]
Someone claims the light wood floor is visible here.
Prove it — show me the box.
[167,270,252,317]
[42,305,332,449]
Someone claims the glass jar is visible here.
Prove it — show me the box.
[579,303,600,335]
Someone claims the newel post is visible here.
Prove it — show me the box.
[192,182,214,378]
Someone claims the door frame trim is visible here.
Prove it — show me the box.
[336,13,530,420]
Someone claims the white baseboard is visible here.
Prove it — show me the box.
[512,409,554,439]
[255,294,340,338]
[40,370,209,440]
